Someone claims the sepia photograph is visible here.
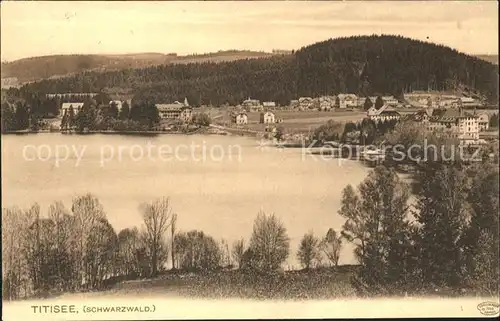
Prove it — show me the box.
[1,0,499,320]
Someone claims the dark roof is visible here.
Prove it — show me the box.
[431,108,477,123]
[410,110,429,121]
[379,110,401,116]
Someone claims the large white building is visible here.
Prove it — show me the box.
[410,108,480,143]
[156,98,192,121]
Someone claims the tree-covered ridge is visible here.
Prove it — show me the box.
[1,51,275,83]
[294,35,498,101]
[19,35,499,106]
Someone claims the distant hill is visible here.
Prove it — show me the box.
[476,54,498,65]
[16,35,499,105]
[1,50,275,84]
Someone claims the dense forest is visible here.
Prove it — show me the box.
[1,51,274,83]
[17,35,499,107]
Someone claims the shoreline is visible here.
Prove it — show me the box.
[1,128,232,136]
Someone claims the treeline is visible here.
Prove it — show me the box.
[1,196,341,300]
[311,118,398,145]
[18,35,499,106]
[338,160,498,297]
[2,195,175,300]
[1,91,211,133]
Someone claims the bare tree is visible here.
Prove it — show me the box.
[2,206,25,300]
[173,230,222,271]
[320,228,343,267]
[71,194,106,288]
[85,218,117,288]
[117,227,141,277]
[48,201,76,290]
[170,213,177,269]
[140,197,173,277]
[297,231,321,270]
[219,239,231,267]
[231,238,245,269]
[249,211,290,272]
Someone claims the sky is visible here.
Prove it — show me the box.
[1,1,498,62]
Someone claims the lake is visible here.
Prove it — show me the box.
[1,133,371,267]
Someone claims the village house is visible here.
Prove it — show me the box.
[242,98,262,112]
[262,101,276,108]
[61,102,84,116]
[1,77,19,89]
[298,97,314,110]
[260,111,276,124]
[336,94,358,108]
[290,100,299,109]
[367,104,401,122]
[404,91,437,108]
[438,98,460,108]
[318,96,336,111]
[382,96,399,106]
[477,113,489,131]
[460,97,483,108]
[232,112,248,125]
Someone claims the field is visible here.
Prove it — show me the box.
[30,267,358,301]
[102,268,358,300]
[21,265,480,302]
[208,108,367,132]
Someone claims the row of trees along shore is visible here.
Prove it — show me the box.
[1,92,212,133]
[3,136,498,299]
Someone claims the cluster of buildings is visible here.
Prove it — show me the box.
[239,98,276,112]
[229,109,282,126]
[405,107,491,144]
[403,91,484,109]
[362,95,490,144]
[228,97,284,126]
[47,93,99,99]
[289,94,401,111]
[286,91,484,112]
[59,96,194,123]
[60,99,129,116]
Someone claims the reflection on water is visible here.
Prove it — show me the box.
[1,134,370,267]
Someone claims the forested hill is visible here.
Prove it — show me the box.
[1,50,275,83]
[476,55,498,65]
[18,35,499,105]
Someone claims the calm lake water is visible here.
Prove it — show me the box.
[1,133,371,267]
